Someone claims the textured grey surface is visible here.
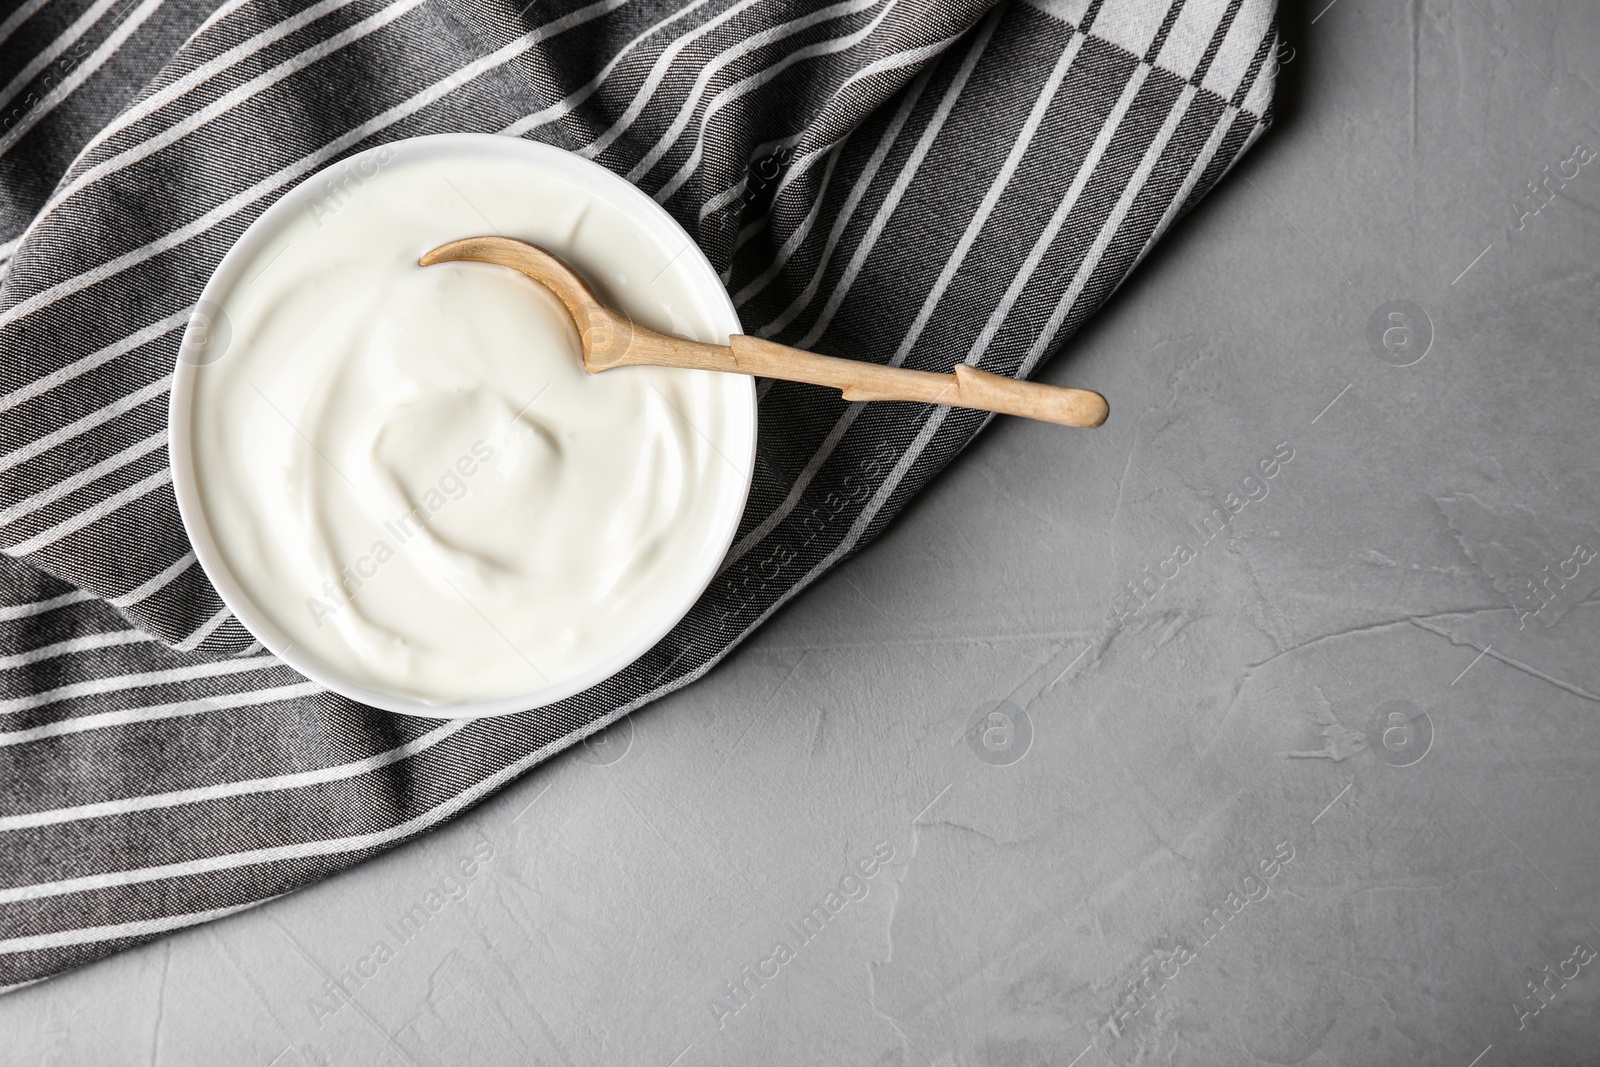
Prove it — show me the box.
[6,2,1600,1064]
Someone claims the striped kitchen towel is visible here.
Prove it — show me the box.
[0,0,1277,988]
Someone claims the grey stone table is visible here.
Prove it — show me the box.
[6,2,1600,1064]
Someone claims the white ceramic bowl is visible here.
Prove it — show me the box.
[169,133,756,718]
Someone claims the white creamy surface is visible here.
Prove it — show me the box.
[188,146,750,706]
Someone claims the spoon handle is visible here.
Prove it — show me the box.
[730,335,1107,428]
[609,326,1108,429]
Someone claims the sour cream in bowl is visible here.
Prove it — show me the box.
[169,134,756,717]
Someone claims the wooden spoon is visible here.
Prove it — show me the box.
[418,236,1108,428]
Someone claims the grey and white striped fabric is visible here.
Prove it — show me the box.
[0,0,1277,988]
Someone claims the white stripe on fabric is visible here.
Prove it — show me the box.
[718,214,768,281]
[620,0,879,179]
[732,216,765,252]
[693,20,948,235]
[793,5,998,349]
[961,68,1152,366]
[4,466,171,555]
[681,129,823,225]
[718,138,839,216]
[747,128,810,166]
[0,429,167,527]
[0,900,268,954]
[0,309,187,414]
[107,550,194,607]
[703,53,917,241]
[171,605,231,652]
[746,63,931,331]
[0,375,170,476]
[719,398,864,571]
[0,778,477,904]
[0,629,151,670]
[0,0,54,49]
[700,176,748,225]
[8,0,360,252]
[0,0,122,113]
[0,682,318,748]
[1018,84,1200,375]
[1131,103,1236,272]
[80,0,367,162]
[721,8,997,566]
[1241,47,1273,116]
[184,0,258,43]
[0,0,632,330]
[646,4,915,207]
[0,590,94,622]
[0,721,466,832]
[0,0,166,158]
[884,31,1082,368]
[731,146,843,307]
[34,0,430,225]
[574,0,764,162]
[498,0,720,137]
[0,655,282,715]
[740,390,956,657]
[696,160,761,221]
[725,29,958,226]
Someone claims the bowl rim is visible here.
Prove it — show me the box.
[168,132,756,719]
